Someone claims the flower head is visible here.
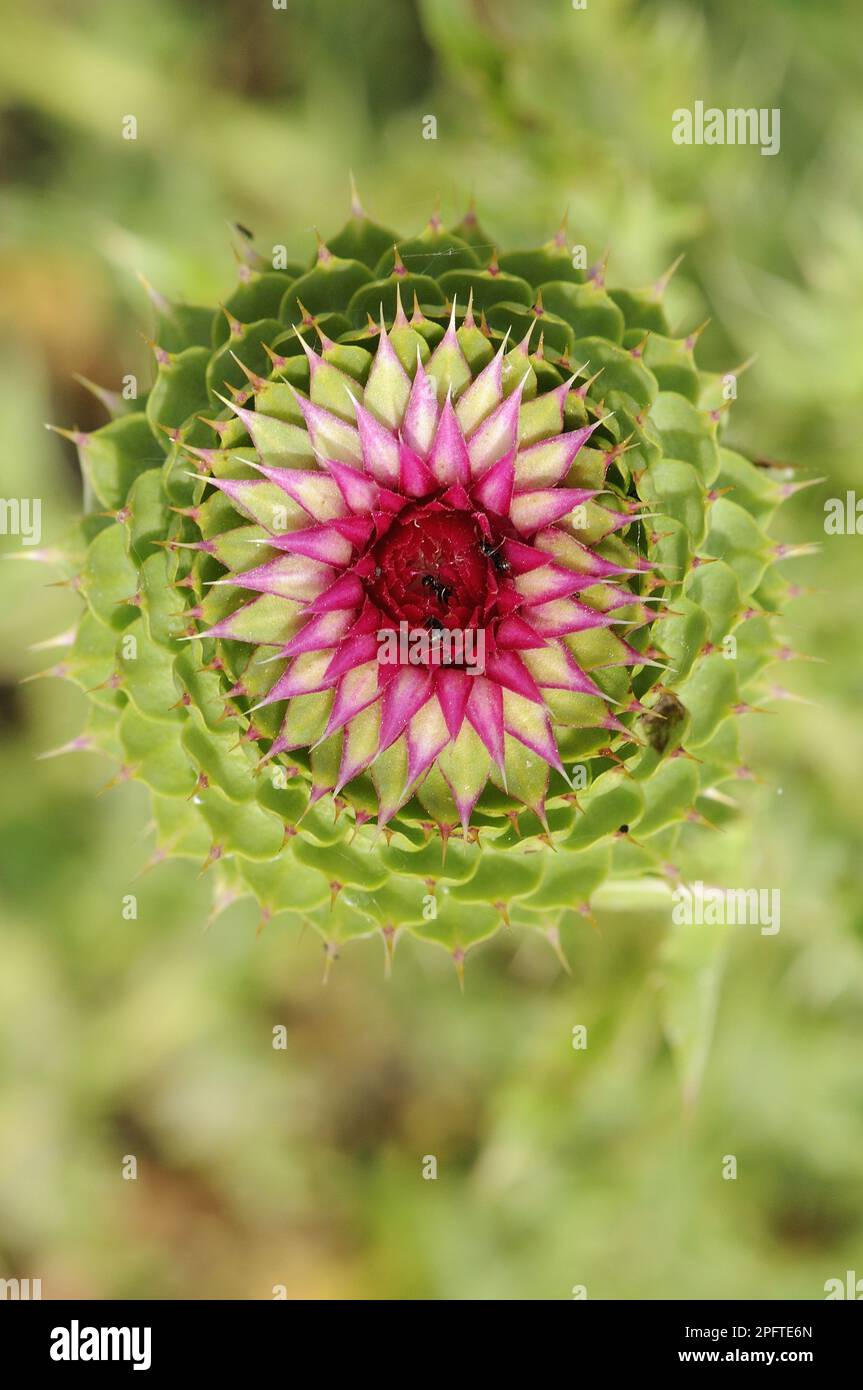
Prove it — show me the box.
[195,302,653,830]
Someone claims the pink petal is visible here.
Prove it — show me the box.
[290,391,362,465]
[211,396,313,468]
[495,615,549,650]
[466,373,528,479]
[434,667,471,739]
[195,597,279,642]
[320,457,379,514]
[529,599,614,637]
[378,667,433,755]
[346,598,387,636]
[514,564,596,605]
[428,392,471,487]
[262,650,338,702]
[203,476,276,526]
[427,303,470,393]
[335,712,380,792]
[514,420,604,492]
[523,641,608,698]
[323,631,380,682]
[401,357,440,457]
[363,326,412,431]
[455,337,507,436]
[322,662,381,738]
[406,697,450,786]
[268,525,354,566]
[354,400,401,486]
[533,528,650,579]
[509,487,599,535]
[502,692,566,776]
[439,482,472,511]
[251,465,348,523]
[306,572,365,613]
[500,538,549,575]
[469,446,516,515]
[330,515,376,547]
[483,650,544,704]
[466,676,505,771]
[222,554,334,601]
[375,488,409,516]
[282,609,353,658]
[398,442,437,498]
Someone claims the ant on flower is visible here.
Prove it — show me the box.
[479,538,511,574]
[421,574,453,606]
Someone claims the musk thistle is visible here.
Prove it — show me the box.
[40,191,800,977]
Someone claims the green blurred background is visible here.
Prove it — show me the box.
[1,0,861,1300]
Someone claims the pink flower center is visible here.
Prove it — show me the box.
[365,502,506,632]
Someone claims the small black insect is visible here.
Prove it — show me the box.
[421,574,453,605]
[479,538,511,574]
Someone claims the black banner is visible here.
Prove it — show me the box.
[1,1298,858,1373]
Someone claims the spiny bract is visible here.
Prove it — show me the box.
[43,191,802,979]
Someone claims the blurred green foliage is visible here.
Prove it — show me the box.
[0,0,861,1299]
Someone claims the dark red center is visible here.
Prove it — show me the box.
[366,502,499,630]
